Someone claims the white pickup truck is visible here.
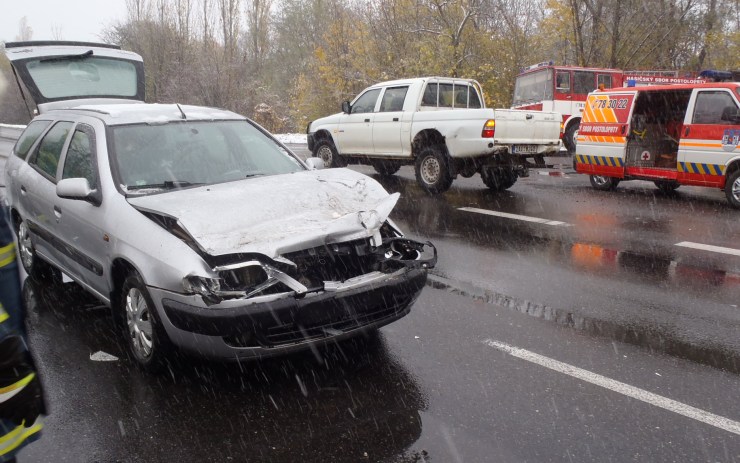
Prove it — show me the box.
[307,77,562,194]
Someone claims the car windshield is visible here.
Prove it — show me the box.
[110,120,305,194]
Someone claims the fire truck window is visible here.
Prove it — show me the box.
[556,72,570,93]
[692,91,739,125]
[597,74,612,89]
[573,71,596,95]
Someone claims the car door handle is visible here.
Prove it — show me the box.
[684,126,690,136]
[364,118,370,123]
[53,205,62,219]
[393,118,399,122]
[20,185,27,195]
[526,114,533,120]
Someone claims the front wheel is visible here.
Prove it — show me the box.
[120,272,171,372]
[725,169,740,209]
[414,146,453,194]
[313,140,346,168]
[589,175,620,191]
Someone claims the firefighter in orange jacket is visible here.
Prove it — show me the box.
[0,205,45,462]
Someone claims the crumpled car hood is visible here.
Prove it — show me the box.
[127,168,399,258]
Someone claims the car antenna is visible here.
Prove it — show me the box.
[176,103,187,120]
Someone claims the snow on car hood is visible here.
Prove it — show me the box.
[127,168,399,258]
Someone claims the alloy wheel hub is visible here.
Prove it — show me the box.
[126,288,153,359]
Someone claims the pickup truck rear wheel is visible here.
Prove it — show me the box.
[481,167,517,191]
[415,147,452,194]
[314,140,346,168]
[589,175,620,191]
[725,169,740,209]
[373,160,401,176]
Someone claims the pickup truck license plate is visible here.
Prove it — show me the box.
[513,144,538,154]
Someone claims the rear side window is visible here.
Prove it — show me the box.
[379,86,408,112]
[62,128,97,189]
[30,121,73,179]
[14,120,51,160]
[422,82,438,106]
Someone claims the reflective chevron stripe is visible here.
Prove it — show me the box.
[678,162,725,176]
[576,154,624,167]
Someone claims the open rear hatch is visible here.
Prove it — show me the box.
[4,41,145,114]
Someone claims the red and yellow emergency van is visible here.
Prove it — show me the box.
[574,82,740,208]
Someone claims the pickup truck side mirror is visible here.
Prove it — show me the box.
[57,178,101,206]
[342,101,351,114]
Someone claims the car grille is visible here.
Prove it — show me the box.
[282,240,380,289]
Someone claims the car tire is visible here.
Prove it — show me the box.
[481,167,517,191]
[120,272,171,373]
[654,180,680,193]
[414,146,453,194]
[15,216,60,284]
[563,123,579,154]
[372,160,401,176]
[589,175,620,191]
[314,139,346,168]
[725,169,740,209]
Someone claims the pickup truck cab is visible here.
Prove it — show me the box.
[308,77,562,194]
[574,82,740,208]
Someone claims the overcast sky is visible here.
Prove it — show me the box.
[1,0,128,43]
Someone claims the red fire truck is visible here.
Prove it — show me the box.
[511,62,735,152]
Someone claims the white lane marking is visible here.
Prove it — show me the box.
[675,241,740,257]
[484,340,740,436]
[459,207,569,226]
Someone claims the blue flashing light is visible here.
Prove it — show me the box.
[626,79,636,87]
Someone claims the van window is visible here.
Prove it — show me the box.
[692,91,739,125]
[14,120,51,160]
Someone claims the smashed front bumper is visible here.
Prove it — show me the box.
[153,239,436,360]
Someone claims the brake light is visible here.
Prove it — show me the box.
[482,120,495,138]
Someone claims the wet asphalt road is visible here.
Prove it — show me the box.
[11,144,740,461]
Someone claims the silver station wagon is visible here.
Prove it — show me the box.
[3,42,435,371]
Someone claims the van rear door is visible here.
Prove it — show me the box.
[4,41,145,114]
[575,91,636,177]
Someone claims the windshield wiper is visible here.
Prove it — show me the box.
[127,180,204,191]
[40,49,93,63]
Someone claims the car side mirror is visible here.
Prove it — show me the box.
[57,178,101,206]
[305,157,325,170]
[341,101,351,114]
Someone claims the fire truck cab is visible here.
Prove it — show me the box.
[574,82,740,208]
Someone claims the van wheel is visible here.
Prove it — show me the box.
[481,167,517,191]
[589,175,620,191]
[15,217,60,284]
[563,123,579,153]
[726,169,740,209]
[314,140,346,168]
[654,180,680,193]
[415,146,452,194]
[120,272,171,372]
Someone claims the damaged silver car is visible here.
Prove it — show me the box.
[3,42,436,370]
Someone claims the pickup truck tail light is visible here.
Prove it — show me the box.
[482,120,495,138]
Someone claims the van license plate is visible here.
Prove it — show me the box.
[513,145,538,154]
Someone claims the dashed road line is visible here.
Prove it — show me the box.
[484,339,740,436]
[458,207,569,226]
[675,241,740,257]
